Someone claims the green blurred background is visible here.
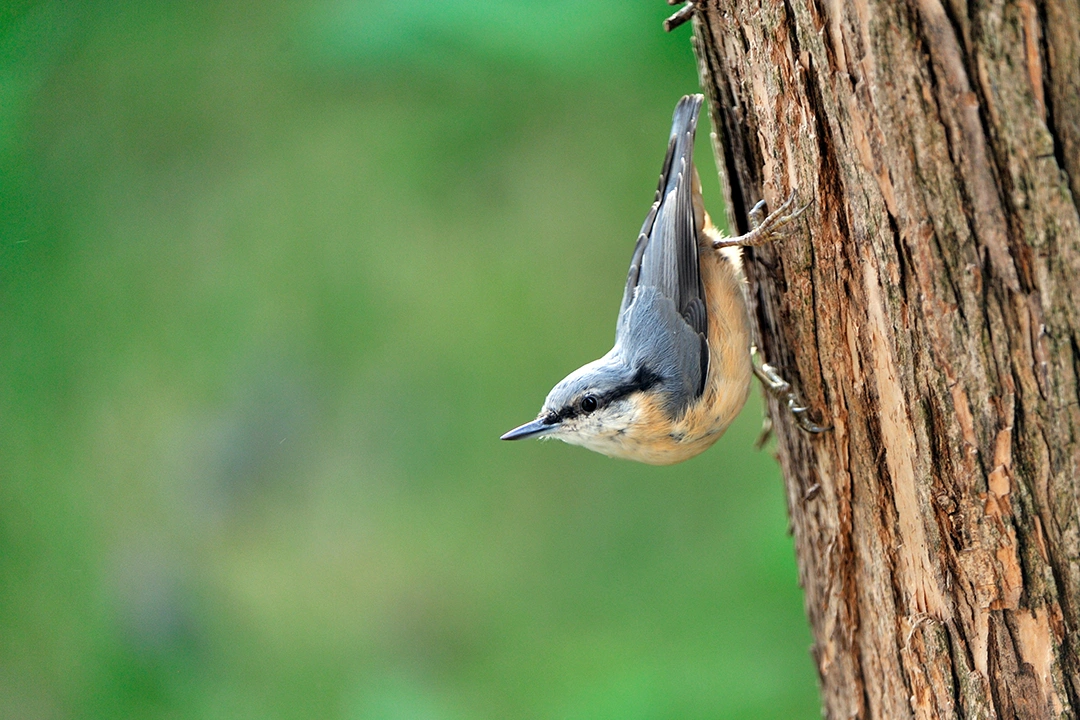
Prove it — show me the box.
[0,1,819,717]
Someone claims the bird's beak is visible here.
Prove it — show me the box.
[500,417,558,441]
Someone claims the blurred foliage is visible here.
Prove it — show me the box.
[0,1,819,718]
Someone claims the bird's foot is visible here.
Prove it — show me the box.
[712,191,811,249]
[751,348,830,436]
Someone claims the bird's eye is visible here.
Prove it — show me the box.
[580,394,599,413]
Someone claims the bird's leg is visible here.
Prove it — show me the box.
[712,191,811,249]
[752,347,831,436]
[663,1,698,32]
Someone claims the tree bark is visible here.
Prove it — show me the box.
[689,0,1080,717]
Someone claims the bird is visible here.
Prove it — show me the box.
[501,94,824,465]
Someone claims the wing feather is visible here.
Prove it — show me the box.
[616,95,708,408]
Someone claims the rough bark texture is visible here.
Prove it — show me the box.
[689,0,1080,717]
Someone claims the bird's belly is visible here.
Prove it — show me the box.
[579,375,751,465]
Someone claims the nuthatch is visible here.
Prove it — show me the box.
[502,94,825,465]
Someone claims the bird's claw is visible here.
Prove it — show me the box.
[789,402,830,434]
[713,191,811,249]
[747,199,768,230]
[751,351,831,436]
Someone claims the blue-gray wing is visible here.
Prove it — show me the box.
[616,94,708,412]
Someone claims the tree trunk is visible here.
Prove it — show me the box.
[688,0,1080,717]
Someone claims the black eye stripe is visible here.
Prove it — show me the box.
[553,366,660,423]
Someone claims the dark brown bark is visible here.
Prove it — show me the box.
[689,0,1080,717]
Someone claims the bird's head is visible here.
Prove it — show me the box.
[501,352,663,458]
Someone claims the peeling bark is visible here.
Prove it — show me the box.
[689,0,1080,717]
